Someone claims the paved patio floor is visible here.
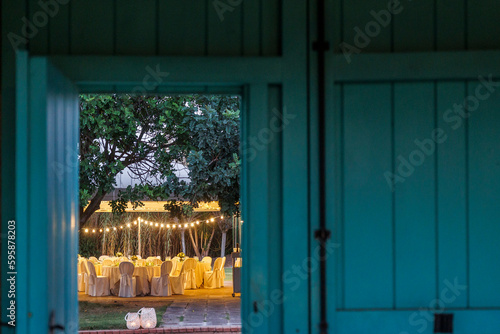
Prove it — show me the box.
[79,281,241,329]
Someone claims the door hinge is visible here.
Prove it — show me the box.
[315,228,331,241]
[49,311,65,334]
[312,41,330,52]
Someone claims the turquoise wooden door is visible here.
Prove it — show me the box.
[16,52,79,334]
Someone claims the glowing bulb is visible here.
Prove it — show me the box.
[196,221,200,225]
[99,229,103,232]
[105,228,110,232]
[120,226,123,229]
[167,224,170,228]
[84,229,89,233]
[161,224,164,227]
[155,223,158,227]
[92,229,96,233]
[221,216,224,219]
[206,220,209,223]
[191,223,194,226]
[113,227,117,230]
[172,225,176,229]
[150,222,153,226]
[127,223,131,227]
[184,223,188,228]
[134,221,137,225]
[211,218,215,222]
[179,224,182,228]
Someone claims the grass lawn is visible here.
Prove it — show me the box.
[79,300,171,330]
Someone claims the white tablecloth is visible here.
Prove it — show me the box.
[102,266,154,296]
[195,262,211,288]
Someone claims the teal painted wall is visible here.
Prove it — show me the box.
[2,0,500,333]
[328,0,500,332]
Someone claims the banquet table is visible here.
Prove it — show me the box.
[195,262,211,288]
[102,265,159,296]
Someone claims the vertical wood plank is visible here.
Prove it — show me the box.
[467,0,500,50]
[28,0,49,54]
[436,0,466,51]
[468,79,500,307]
[342,83,394,309]
[242,0,260,56]
[393,0,434,52]
[342,0,392,53]
[70,0,114,55]
[207,0,242,56]
[436,81,468,308]
[158,0,206,56]
[261,0,281,56]
[394,82,436,308]
[267,85,283,333]
[115,0,156,55]
[282,0,309,332]
[48,0,70,54]
[241,83,270,332]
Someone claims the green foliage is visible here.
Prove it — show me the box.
[79,94,241,229]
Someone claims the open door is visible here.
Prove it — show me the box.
[16,52,79,334]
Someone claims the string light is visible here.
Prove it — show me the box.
[80,213,232,233]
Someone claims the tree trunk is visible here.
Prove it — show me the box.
[202,226,216,257]
[79,191,107,228]
[188,227,201,259]
[181,229,186,254]
[220,231,227,258]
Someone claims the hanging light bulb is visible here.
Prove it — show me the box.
[155,223,159,227]
[184,223,188,228]
[120,226,123,229]
[161,224,164,228]
[127,223,131,228]
[179,224,182,228]
[134,221,137,225]
[196,221,200,225]
[167,224,170,228]
[206,220,209,223]
[92,229,96,233]
[172,225,176,229]
[113,227,117,231]
[191,223,194,227]
[99,229,103,232]
[150,222,153,226]
[211,218,215,222]
[84,229,89,233]
[105,228,110,232]
[221,216,224,219]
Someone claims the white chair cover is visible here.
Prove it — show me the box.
[204,258,223,289]
[78,260,86,292]
[146,257,156,262]
[136,254,142,259]
[183,258,197,289]
[80,260,89,293]
[99,255,109,261]
[136,259,146,266]
[201,256,212,264]
[151,261,173,296]
[119,256,129,262]
[152,258,162,266]
[86,261,110,296]
[118,262,137,297]
[170,261,187,294]
[102,259,113,266]
[165,256,171,261]
[89,256,98,262]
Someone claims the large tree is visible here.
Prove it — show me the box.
[167,95,241,257]
[79,94,190,228]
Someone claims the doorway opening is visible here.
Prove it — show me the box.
[76,93,243,330]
